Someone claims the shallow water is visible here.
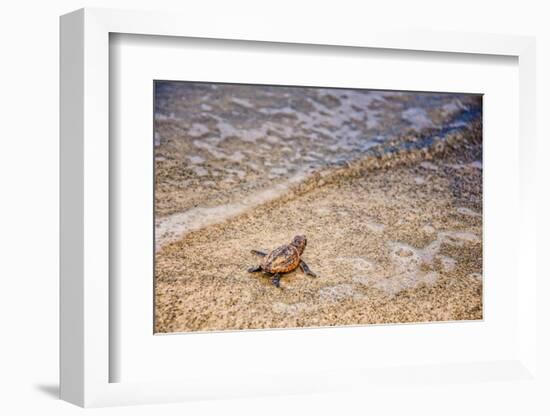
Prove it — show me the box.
[155,82,480,170]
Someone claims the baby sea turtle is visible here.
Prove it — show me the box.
[247,235,317,288]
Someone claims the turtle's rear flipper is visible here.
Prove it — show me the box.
[300,260,317,277]
[271,273,281,288]
[251,250,267,257]
[247,265,262,273]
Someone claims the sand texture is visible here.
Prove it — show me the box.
[154,83,482,333]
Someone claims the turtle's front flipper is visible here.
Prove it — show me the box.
[251,250,267,257]
[271,273,281,288]
[247,265,262,273]
[300,260,317,277]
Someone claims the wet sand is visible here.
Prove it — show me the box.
[155,128,482,333]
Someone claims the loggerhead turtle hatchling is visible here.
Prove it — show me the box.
[247,235,317,288]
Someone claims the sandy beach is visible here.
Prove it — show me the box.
[154,83,482,333]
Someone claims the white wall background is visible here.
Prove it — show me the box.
[0,0,548,415]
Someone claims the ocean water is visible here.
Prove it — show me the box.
[155,82,480,172]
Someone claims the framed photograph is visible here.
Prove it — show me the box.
[60,8,539,408]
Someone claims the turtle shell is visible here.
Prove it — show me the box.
[261,244,300,273]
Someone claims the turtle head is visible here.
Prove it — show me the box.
[290,235,307,255]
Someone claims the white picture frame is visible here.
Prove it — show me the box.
[60,7,538,408]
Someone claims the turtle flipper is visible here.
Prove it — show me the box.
[300,260,317,277]
[247,265,262,273]
[271,273,281,288]
[251,250,267,257]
